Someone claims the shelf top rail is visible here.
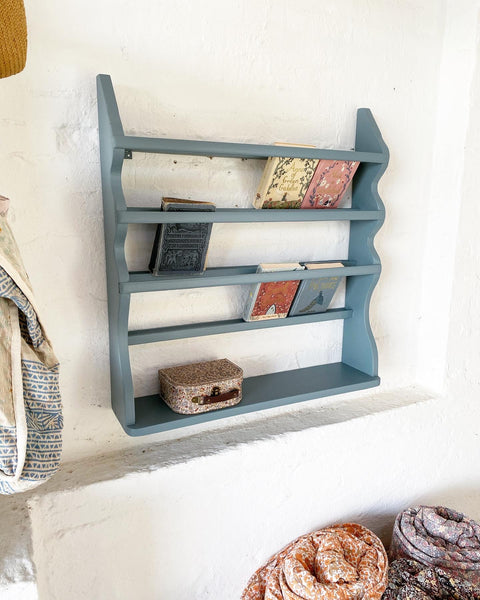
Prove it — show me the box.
[118,207,384,224]
[116,135,386,163]
[128,308,353,345]
[121,264,380,294]
[97,74,387,164]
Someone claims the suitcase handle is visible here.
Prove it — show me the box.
[192,387,240,405]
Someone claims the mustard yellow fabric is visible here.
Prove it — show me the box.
[0,0,27,79]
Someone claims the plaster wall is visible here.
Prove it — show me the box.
[27,398,480,599]
[416,0,480,391]
[0,0,447,459]
[1,1,480,599]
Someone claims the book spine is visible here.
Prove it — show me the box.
[253,157,277,209]
[149,224,164,275]
[248,313,284,321]
[243,282,261,321]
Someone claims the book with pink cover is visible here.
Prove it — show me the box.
[300,160,359,209]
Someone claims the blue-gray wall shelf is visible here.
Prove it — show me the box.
[97,74,389,437]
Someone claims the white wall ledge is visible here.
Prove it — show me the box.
[0,384,435,598]
[2,384,434,504]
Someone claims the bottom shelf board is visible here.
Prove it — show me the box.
[123,362,380,436]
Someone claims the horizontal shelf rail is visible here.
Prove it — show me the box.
[121,264,380,293]
[118,208,384,224]
[128,308,352,345]
[114,134,386,163]
[126,362,380,435]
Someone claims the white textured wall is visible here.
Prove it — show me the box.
[27,400,480,600]
[0,0,447,459]
[1,0,480,599]
[416,1,480,391]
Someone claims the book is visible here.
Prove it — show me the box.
[288,262,344,316]
[149,198,215,275]
[243,263,305,321]
[254,144,318,209]
[300,160,359,209]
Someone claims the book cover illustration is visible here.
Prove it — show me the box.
[300,160,359,209]
[289,262,344,316]
[243,263,304,321]
[254,143,318,209]
[149,198,215,275]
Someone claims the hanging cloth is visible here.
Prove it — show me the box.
[0,198,62,494]
[0,0,27,79]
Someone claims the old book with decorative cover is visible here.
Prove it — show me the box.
[254,144,318,209]
[300,160,359,209]
[243,263,305,321]
[289,262,344,316]
[149,198,215,275]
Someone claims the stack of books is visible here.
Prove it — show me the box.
[243,262,344,322]
[254,151,359,210]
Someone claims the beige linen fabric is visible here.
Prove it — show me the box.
[0,203,62,494]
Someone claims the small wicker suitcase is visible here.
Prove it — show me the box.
[158,358,243,414]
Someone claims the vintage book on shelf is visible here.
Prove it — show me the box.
[149,198,215,275]
[254,143,318,209]
[243,262,305,321]
[289,262,344,316]
[300,160,359,209]
[158,358,243,415]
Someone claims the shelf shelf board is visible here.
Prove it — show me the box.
[114,133,386,164]
[118,208,384,224]
[125,362,380,436]
[128,308,352,345]
[121,264,380,293]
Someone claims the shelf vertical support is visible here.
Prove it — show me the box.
[342,109,389,376]
[97,74,135,429]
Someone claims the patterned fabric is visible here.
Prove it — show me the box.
[242,523,388,600]
[382,558,480,599]
[0,209,62,494]
[390,506,480,585]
